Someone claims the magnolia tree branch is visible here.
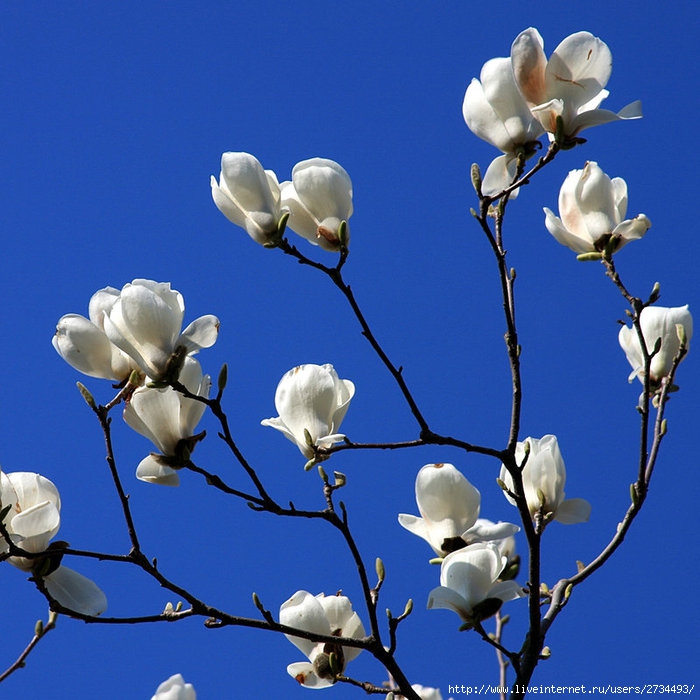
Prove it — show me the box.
[0,611,58,683]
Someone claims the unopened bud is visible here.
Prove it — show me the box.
[76,382,96,410]
[402,598,413,617]
[676,323,688,346]
[303,458,316,472]
[470,163,482,195]
[317,464,328,482]
[337,220,348,248]
[34,619,44,637]
[649,282,661,303]
[375,557,385,583]
[217,363,228,392]
[333,471,346,487]
[540,646,552,659]
[576,252,603,262]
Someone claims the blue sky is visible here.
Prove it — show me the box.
[1,2,698,698]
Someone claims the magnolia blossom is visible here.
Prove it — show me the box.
[619,305,693,386]
[0,471,107,616]
[499,435,591,524]
[211,152,283,246]
[463,56,545,195]
[544,162,650,254]
[101,279,219,381]
[511,28,642,139]
[280,158,353,251]
[151,674,196,700]
[261,364,355,460]
[53,287,141,382]
[427,543,524,623]
[398,463,518,557]
[124,357,211,486]
[280,591,365,688]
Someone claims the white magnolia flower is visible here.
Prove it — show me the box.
[511,28,642,139]
[101,279,219,381]
[398,463,518,557]
[280,591,365,689]
[261,364,355,460]
[53,287,141,382]
[500,435,591,524]
[0,471,107,616]
[619,305,693,385]
[463,56,545,196]
[211,152,283,246]
[544,162,650,254]
[151,673,196,700]
[124,357,211,486]
[411,686,444,700]
[427,543,524,623]
[280,158,353,251]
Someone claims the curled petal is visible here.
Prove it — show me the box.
[135,455,180,487]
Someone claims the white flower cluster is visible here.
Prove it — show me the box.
[211,154,352,251]
[53,279,219,486]
[0,469,107,616]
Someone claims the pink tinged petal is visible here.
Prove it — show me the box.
[286,662,334,689]
[529,98,564,134]
[463,58,543,153]
[511,27,547,106]
[545,32,612,114]
[555,497,592,524]
[280,590,331,659]
[544,206,592,254]
[43,566,108,616]
[135,455,180,487]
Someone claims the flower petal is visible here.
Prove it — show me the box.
[44,566,108,616]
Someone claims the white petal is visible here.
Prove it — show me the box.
[44,566,108,616]
[135,455,180,487]
[285,662,334,688]
[179,315,220,353]
[280,590,330,659]
[555,497,592,524]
